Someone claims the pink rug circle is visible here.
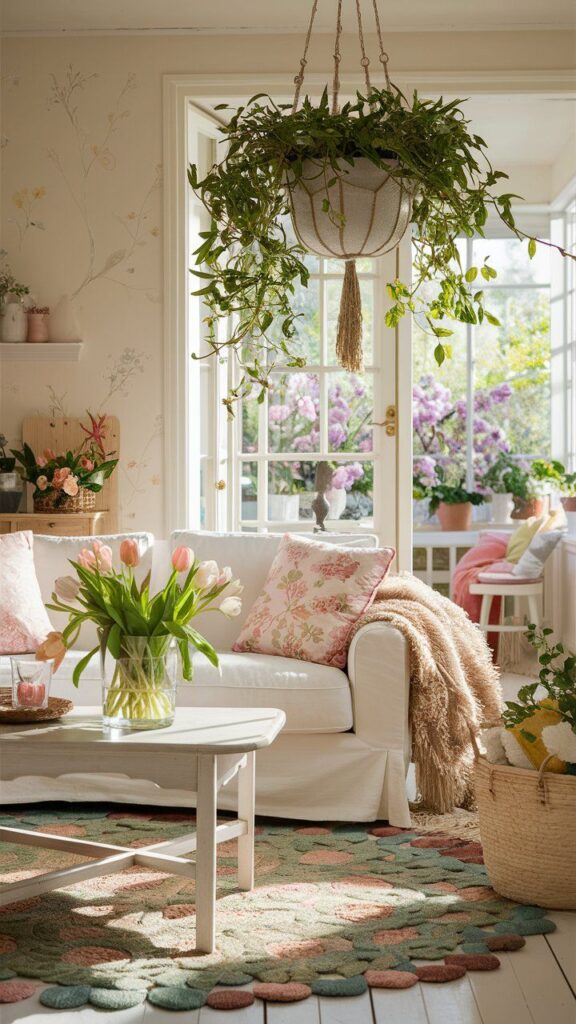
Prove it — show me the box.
[445,954,500,971]
[369,826,405,837]
[253,983,311,1003]
[365,970,418,989]
[207,990,255,1010]
[486,934,526,952]
[0,980,37,1003]
[416,964,467,983]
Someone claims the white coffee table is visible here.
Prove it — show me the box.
[0,706,285,953]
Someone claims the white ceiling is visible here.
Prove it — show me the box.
[458,95,576,165]
[1,0,575,35]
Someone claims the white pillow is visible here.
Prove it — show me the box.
[34,532,155,651]
[512,529,563,580]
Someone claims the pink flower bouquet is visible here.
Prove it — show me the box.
[44,540,242,727]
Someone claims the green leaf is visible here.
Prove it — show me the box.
[72,646,100,688]
[465,267,478,283]
[528,238,537,259]
[434,343,446,366]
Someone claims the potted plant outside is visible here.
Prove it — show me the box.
[532,459,576,534]
[0,432,22,513]
[482,452,523,523]
[500,461,545,520]
[428,467,487,530]
[189,75,573,411]
[0,251,29,343]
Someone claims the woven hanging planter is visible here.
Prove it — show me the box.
[286,0,412,372]
[288,156,411,369]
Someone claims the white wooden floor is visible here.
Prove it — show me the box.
[3,672,575,1023]
[3,910,574,1024]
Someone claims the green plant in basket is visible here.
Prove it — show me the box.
[427,466,487,514]
[41,539,243,728]
[502,626,576,769]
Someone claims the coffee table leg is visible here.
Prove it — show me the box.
[237,751,255,891]
[195,753,217,953]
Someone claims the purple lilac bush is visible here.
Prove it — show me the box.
[413,374,512,497]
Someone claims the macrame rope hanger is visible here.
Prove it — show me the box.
[291,0,393,374]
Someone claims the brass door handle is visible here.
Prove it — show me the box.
[215,479,226,490]
[373,405,397,437]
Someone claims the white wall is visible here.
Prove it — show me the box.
[1,31,574,534]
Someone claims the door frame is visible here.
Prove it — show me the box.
[163,69,575,563]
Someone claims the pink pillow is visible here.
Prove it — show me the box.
[0,532,53,653]
[233,533,394,668]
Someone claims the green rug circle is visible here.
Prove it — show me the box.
[40,986,92,1009]
[0,804,556,1001]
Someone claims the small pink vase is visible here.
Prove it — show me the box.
[27,312,49,342]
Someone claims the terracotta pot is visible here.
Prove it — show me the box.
[437,501,472,531]
[560,496,576,512]
[561,496,576,537]
[511,497,544,520]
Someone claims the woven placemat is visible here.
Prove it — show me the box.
[0,690,73,724]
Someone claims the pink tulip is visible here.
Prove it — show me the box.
[120,538,140,567]
[37,455,47,468]
[95,544,113,573]
[43,448,56,461]
[172,546,193,573]
[77,548,96,570]
[54,575,81,601]
[80,456,94,470]
[35,631,67,672]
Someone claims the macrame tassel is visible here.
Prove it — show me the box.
[336,259,363,372]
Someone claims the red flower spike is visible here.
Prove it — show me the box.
[80,412,108,457]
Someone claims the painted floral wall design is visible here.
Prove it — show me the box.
[47,65,161,301]
[1,54,165,534]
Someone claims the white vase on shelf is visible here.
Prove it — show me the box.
[49,294,80,342]
[1,301,27,342]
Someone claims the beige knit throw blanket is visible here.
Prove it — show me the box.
[350,573,503,814]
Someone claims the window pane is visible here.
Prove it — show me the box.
[413,319,468,489]
[241,387,259,453]
[267,277,321,364]
[268,460,315,522]
[327,277,374,364]
[326,257,374,274]
[475,287,550,457]
[472,237,550,285]
[327,372,373,453]
[240,461,258,521]
[268,373,320,454]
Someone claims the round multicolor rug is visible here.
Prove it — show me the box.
[0,805,555,1010]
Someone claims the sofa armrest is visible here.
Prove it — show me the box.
[347,622,411,759]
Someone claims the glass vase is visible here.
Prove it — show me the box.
[101,635,177,730]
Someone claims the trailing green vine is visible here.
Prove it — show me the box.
[189,86,573,411]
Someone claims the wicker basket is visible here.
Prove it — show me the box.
[474,753,576,909]
[34,488,96,514]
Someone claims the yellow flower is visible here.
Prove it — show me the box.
[32,186,46,199]
[150,226,160,237]
[12,191,24,209]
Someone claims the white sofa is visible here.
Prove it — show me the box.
[0,530,412,825]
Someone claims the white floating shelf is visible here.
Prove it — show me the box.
[0,341,84,362]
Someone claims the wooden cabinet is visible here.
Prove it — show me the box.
[0,512,108,537]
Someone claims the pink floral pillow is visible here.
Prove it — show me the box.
[0,531,53,654]
[233,534,394,668]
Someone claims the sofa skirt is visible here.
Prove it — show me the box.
[0,732,412,827]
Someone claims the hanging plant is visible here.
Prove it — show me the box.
[188,1,574,412]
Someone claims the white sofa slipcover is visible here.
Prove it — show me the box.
[0,530,412,825]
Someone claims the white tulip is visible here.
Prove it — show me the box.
[54,575,81,601]
[217,566,233,586]
[219,596,242,618]
[195,559,219,590]
[225,578,244,597]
